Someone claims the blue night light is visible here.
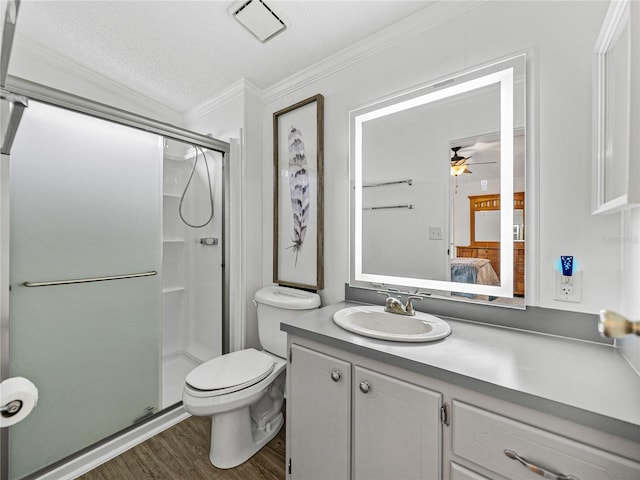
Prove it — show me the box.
[560,256,574,277]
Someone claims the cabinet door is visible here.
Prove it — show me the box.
[289,345,351,479]
[354,366,442,480]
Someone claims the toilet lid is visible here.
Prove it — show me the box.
[185,348,275,392]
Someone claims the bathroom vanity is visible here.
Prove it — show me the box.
[282,302,640,480]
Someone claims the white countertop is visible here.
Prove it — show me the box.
[281,302,640,442]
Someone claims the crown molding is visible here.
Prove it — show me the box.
[183,78,263,125]
[180,1,486,115]
[12,35,183,124]
[242,78,264,101]
[262,1,487,104]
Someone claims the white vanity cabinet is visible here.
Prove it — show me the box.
[285,335,640,480]
[286,342,443,480]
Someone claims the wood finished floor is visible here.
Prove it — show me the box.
[77,415,286,480]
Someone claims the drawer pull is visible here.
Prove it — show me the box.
[330,370,342,382]
[504,450,579,480]
[359,381,371,394]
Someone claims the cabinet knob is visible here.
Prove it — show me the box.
[330,370,341,382]
[359,381,371,394]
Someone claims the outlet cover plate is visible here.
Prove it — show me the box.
[553,270,582,302]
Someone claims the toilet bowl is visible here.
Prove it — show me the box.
[182,286,320,469]
[183,348,287,468]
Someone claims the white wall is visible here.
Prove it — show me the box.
[261,1,623,314]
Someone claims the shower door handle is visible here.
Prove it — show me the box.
[22,270,157,287]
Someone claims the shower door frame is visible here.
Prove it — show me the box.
[0,76,231,480]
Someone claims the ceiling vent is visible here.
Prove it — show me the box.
[230,0,288,43]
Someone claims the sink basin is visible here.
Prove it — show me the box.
[332,305,451,342]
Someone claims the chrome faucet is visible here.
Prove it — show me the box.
[377,292,422,316]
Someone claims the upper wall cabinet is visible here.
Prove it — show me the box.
[592,0,639,214]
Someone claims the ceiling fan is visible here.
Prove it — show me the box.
[450,146,497,176]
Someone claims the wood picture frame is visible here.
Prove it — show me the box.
[273,94,324,291]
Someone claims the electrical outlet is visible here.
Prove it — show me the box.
[553,270,582,302]
[559,283,573,296]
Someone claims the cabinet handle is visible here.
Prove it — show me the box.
[330,370,341,382]
[359,381,370,394]
[504,450,579,480]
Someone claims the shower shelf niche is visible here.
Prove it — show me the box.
[162,287,185,294]
[163,238,185,244]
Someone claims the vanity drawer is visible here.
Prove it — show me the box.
[450,462,491,480]
[452,401,640,480]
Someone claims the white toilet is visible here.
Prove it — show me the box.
[182,285,320,469]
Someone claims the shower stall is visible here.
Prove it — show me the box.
[0,81,230,479]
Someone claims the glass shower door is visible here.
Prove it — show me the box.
[8,101,162,479]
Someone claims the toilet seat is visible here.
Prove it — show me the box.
[185,349,275,397]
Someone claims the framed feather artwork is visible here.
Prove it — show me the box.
[273,94,324,291]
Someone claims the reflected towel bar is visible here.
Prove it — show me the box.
[22,271,157,288]
[363,179,413,188]
[363,204,415,211]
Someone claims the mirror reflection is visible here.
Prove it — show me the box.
[451,132,525,301]
[351,54,525,306]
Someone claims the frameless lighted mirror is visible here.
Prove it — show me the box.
[350,54,526,305]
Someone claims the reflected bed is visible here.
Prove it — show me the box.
[451,257,499,286]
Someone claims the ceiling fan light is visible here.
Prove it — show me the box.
[450,164,467,176]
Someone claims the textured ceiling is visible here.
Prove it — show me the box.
[12,1,433,113]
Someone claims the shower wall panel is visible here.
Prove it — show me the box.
[160,140,222,407]
[185,150,223,362]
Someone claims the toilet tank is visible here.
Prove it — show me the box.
[254,286,321,358]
